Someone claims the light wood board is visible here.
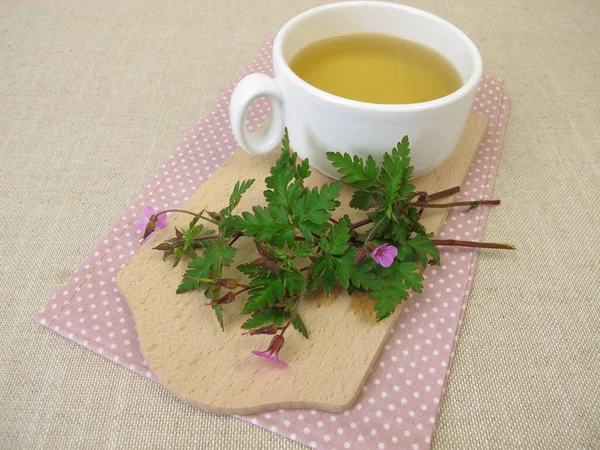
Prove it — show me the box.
[116,113,487,414]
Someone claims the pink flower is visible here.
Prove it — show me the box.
[251,334,288,367]
[136,205,167,240]
[371,244,398,268]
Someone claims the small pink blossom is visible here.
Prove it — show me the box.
[371,244,398,268]
[136,205,167,240]
[251,334,288,367]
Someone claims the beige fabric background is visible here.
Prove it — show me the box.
[1,0,599,448]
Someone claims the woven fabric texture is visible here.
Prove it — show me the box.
[1,0,599,448]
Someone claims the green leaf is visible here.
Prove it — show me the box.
[326,152,378,190]
[213,305,224,331]
[408,234,440,266]
[204,242,236,267]
[241,308,287,329]
[225,205,295,248]
[372,287,409,321]
[466,201,482,212]
[176,275,201,294]
[292,314,309,338]
[263,131,306,209]
[179,223,214,255]
[220,179,255,216]
[172,247,184,268]
[349,190,375,210]
[284,269,304,296]
[292,240,313,258]
[389,218,410,245]
[291,182,341,240]
[348,260,382,291]
[313,250,354,293]
[395,261,424,292]
[243,278,285,314]
[371,282,409,320]
[296,158,311,180]
[237,263,264,278]
[177,240,235,294]
[378,137,415,201]
[177,255,212,293]
[319,216,351,256]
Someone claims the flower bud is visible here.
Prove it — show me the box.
[142,221,156,241]
[255,241,269,257]
[207,291,236,306]
[250,256,268,266]
[207,210,222,221]
[242,324,278,336]
[213,278,238,289]
[355,247,368,263]
[153,243,173,251]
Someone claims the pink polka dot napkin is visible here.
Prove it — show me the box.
[36,37,510,450]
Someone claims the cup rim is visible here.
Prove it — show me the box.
[273,1,483,112]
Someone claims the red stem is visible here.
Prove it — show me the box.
[431,239,516,250]
[409,200,501,208]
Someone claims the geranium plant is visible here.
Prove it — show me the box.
[140,130,513,367]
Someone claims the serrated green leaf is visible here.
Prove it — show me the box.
[237,263,264,278]
[243,278,285,314]
[292,314,309,339]
[408,234,440,266]
[263,132,304,209]
[371,280,409,321]
[349,260,382,291]
[349,190,374,210]
[172,247,184,268]
[313,250,354,293]
[220,179,255,216]
[319,216,351,256]
[296,158,311,180]
[224,205,295,248]
[213,305,224,331]
[394,261,424,292]
[241,308,287,329]
[176,275,201,294]
[204,242,236,267]
[326,152,378,190]
[291,182,341,240]
[284,270,304,296]
[292,240,313,258]
[379,138,415,201]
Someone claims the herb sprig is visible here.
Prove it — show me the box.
[140,130,514,366]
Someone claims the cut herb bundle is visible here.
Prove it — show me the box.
[140,130,514,367]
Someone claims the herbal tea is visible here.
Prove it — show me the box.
[289,33,462,104]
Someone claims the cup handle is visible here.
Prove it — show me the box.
[229,73,284,155]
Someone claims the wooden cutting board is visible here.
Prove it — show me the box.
[116,113,487,414]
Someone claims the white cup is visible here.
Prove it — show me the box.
[229,1,482,179]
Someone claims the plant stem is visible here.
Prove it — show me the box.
[425,186,461,202]
[347,187,466,230]
[431,239,516,250]
[349,218,373,230]
[279,312,297,336]
[409,199,501,209]
[233,286,252,296]
[155,209,219,225]
[159,235,219,248]
[361,220,384,249]
[229,233,242,246]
